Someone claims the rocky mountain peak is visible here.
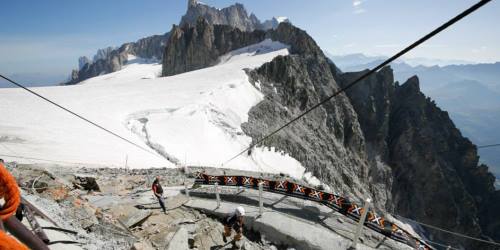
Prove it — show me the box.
[180,1,261,32]
[399,75,420,93]
[162,17,267,76]
[271,22,323,57]
[161,18,324,77]
[64,0,287,85]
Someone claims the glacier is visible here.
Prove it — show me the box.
[0,39,319,184]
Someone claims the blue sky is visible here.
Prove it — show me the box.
[1,0,499,82]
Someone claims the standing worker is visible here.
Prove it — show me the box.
[222,206,245,243]
[152,176,167,214]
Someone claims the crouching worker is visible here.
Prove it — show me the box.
[222,206,245,243]
[152,176,167,214]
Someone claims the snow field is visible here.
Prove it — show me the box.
[0,39,320,184]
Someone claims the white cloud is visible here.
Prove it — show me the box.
[352,0,366,14]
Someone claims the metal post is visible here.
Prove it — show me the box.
[185,181,190,199]
[124,154,128,172]
[146,168,153,189]
[258,182,263,216]
[350,198,371,249]
[215,182,221,208]
[25,206,49,243]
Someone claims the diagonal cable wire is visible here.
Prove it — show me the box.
[438,142,500,154]
[223,0,492,166]
[0,74,165,162]
[478,143,500,149]
[394,214,500,247]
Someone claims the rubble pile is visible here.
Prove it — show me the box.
[6,163,281,250]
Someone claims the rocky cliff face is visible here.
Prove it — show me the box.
[180,0,285,32]
[162,18,267,77]
[64,34,169,85]
[238,22,500,249]
[242,23,391,208]
[180,0,261,32]
[339,70,500,249]
[162,21,326,77]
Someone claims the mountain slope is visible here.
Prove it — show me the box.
[244,33,500,249]
[331,53,500,185]
[0,41,322,183]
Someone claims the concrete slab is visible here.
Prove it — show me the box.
[185,187,412,250]
[120,209,153,228]
[166,227,189,250]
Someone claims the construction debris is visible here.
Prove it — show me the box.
[119,209,152,228]
[73,176,101,192]
[5,163,419,250]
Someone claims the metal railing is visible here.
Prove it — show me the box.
[193,172,434,250]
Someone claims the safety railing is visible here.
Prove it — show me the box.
[194,172,434,250]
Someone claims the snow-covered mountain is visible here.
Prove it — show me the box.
[64,0,288,86]
[2,1,500,248]
[0,40,322,184]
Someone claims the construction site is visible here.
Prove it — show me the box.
[1,162,427,249]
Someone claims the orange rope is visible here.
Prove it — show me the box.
[0,162,28,249]
[0,162,20,221]
[0,231,29,250]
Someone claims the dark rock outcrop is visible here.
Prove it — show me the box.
[161,21,323,77]
[240,23,394,209]
[261,17,290,30]
[180,0,261,32]
[162,18,267,77]
[339,70,500,249]
[180,0,286,32]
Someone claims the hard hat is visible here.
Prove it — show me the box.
[236,206,245,216]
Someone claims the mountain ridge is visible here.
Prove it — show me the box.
[330,53,500,187]
[64,1,287,85]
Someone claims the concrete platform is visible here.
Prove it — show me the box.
[185,186,412,250]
